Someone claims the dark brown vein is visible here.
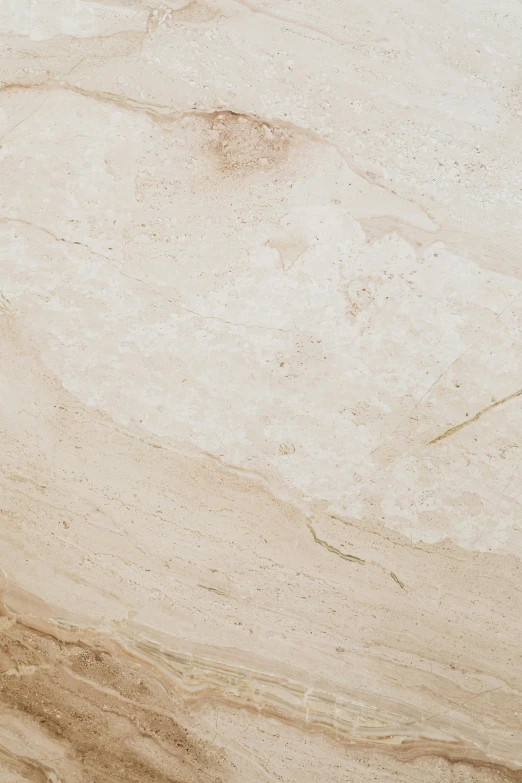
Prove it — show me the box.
[308,525,365,564]
[390,572,405,589]
[429,387,522,445]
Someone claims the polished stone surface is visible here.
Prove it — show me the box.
[1,1,522,781]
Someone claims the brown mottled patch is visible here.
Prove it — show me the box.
[207,112,292,176]
[0,619,228,783]
[342,275,382,323]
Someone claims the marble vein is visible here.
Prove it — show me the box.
[1,0,522,781]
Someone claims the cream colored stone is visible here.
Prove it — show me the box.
[0,0,521,781]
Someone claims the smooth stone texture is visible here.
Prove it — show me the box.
[0,1,521,781]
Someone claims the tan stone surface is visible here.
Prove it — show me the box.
[0,0,521,780]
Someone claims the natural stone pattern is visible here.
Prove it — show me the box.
[1,0,521,780]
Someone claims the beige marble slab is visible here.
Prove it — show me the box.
[0,0,521,781]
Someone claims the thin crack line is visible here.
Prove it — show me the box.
[0,95,48,144]
[0,216,116,263]
[1,215,301,335]
[354,288,522,468]
[429,386,522,445]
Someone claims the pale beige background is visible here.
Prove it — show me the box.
[0,0,521,781]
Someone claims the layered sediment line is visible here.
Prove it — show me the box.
[1,578,521,780]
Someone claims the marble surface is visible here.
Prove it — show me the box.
[1,0,522,781]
